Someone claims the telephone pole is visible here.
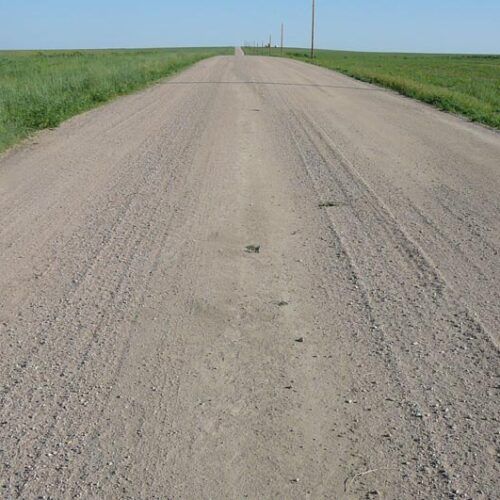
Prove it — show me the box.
[310,0,316,59]
[269,34,272,56]
[281,23,284,55]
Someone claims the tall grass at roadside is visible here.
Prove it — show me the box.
[0,47,232,153]
[243,47,500,129]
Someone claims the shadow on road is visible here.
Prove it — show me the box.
[162,81,386,91]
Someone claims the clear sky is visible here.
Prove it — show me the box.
[1,0,499,54]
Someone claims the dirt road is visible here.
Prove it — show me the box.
[0,50,499,499]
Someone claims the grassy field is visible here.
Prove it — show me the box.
[244,47,500,129]
[0,47,232,153]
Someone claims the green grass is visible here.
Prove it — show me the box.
[243,47,500,129]
[0,47,232,153]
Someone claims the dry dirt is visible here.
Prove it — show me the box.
[0,50,499,499]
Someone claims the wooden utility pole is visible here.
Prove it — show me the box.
[311,0,316,59]
[269,34,272,56]
[281,23,284,55]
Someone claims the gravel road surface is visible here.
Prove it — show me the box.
[0,50,499,499]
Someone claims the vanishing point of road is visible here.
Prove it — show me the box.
[0,48,499,499]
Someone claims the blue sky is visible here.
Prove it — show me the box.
[1,0,499,53]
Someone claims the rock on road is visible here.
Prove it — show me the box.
[0,49,499,499]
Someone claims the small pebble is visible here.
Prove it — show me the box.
[245,244,260,254]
